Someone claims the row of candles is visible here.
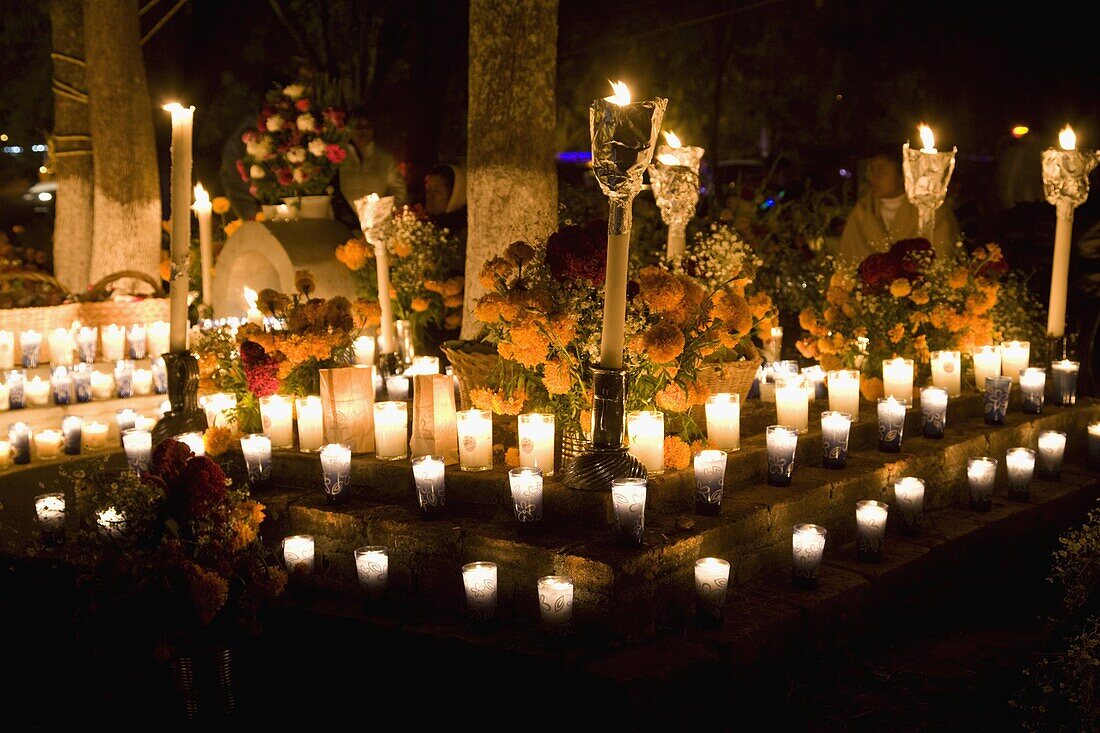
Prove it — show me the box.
[4,406,171,467]
[1,360,168,410]
[0,323,171,369]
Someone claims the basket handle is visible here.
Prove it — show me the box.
[85,270,166,301]
[0,270,70,296]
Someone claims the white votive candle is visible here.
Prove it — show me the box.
[855,500,889,561]
[705,393,740,451]
[122,428,152,474]
[0,331,13,369]
[127,324,147,359]
[611,477,647,544]
[48,328,74,366]
[101,324,125,362]
[385,375,410,401]
[1037,430,1067,479]
[61,415,82,455]
[354,546,388,595]
[25,376,50,406]
[518,412,555,475]
[627,410,664,475]
[1006,447,1036,499]
[967,457,998,510]
[792,523,827,588]
[283,535,315,577]
[930,350,961,396]
[241,433,273,484]
[132,369,153,396]
[457,408,493,471]
[90,370,113,401]
[147,321,170,358]
[411,356,440,375]
[972,345,1001,387]
[295,396,325,452]
[1000,340,1030,383]
[694,557,731,623]
[373,401,408,460]
[96,507,126,538]
[827,369,861,419]
[259,395,294,449]
[177,431,206,457]
[537,575,574,633]
[34,429,63,460]
[20,330,41,367]
[83,421,108,451]
[411,454,446,512]
[508,467,544,523]
[203,392,237,428]
[75,326,96,363]
[775,376,812,433]
[1051,360,1079,406]
[882,357,914,405]
[319,442,352,502]
[353,335,376,366]
[893,477,925,532]
[462,561,498,621]
[1020,368,1046,414]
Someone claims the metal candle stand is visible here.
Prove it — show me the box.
[151,351,208,445]
[562,367,647,492]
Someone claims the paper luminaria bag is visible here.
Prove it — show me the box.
[410,374,459,465]
[319,366,375,454]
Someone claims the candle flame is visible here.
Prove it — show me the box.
[1059,125,1076,151]
[918,123,935,151]
[885,395,901,407]
[193,183,209,205]
[663,130,682,148]
[656,153,680,165]
[243,287,258,310]
[605,80,631,105]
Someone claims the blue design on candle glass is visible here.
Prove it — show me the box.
[1051,362,1078,406]
[766,425,798,486]
[509,467,544,523]
[114,361,134,399]
[1020,368,1045,414]
[920,387,948,439]
[122,429,152,475]
[152,358,168,394]
[21,335,39,369]
[127,329,146,360]
[412,455,447,513]
[9,422,31,464]
[967,457,997,511]
[611,478,647,544]
[877,399,906,453]
[51,367,72,406]
[115,410,137,447]
[693,451,727,509]
[72,365,91,403]
[320,444,351,501]
[983,376,1012,425]
[77,328,97,363]
[7,370,25,409]
[820,411,851,469]
[62,416,82,455]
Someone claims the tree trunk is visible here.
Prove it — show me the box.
[462,0,558,338]
[49,0,94,292]
[83,0,161,284]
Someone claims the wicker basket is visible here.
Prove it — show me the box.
[697,359,760,400]
[78,270,169,327]
[0,271,79,363]
[441,345,503,410]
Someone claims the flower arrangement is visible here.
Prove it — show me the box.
[236,82,349,203]
[473,220,776,444]
[796,239,1044,399]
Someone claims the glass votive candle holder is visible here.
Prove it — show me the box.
[9,421,31,464]
[1037,430,1067,480]
[705,393,740,451]
[127,325,147,360]
[775,376,811,434]
[6,370,24,409]
[152,357,168,394]
[1051,360,1079,406]
[877,396,906,453]
[517,412,555,476]
[412,455,446,518]
[827,369,861,420]
[132,369,152,396]
[20,330,41,368]
[1000,340,1030,383]
[855,500,889,563]
[82,421,108,451]
[259,394,295,449]
[354,545,388,598]
[1019,368,1046,414]
[122,428,152,475]
[353,335,376,366]
[611,477,647,545]
[882,357,914,406]
[177,431,206,457]
[694,557,731,627]
[627,410,665,475]
[1005,447,1036,501]
[411,355,440,375]
[34,429,63,460]
[821,411,852,469]
[203,392,238,429]
[462,561,498,623]
[374,401,409,461]
[240,433,273,485]
[385,375,410,401]
[282,534,315,584]
[930,350,962,396]
[983,376,1012,425]
[72,365,91,403]
[319,443,352,505]
[693,449,727,515]
[893,477,925,534]
[76,326,97,363]
[972,345,1002,387]
[90,370,113,401]
[457,408,493,472]
[508,467,544,525]
[295,396,324,453]
[61,415,82,455]
[1089,422,1100,471]
[537,575,574,635]
[0,331,11,371]
[766,425,798,486]
[967,457,998,512]
[50,367,72,406]
[25,376,50,407]
[113,360,134,398]
[792,523,827,590]
[803,365,828,400]
[920,386,948,439]
[35,492,66,538]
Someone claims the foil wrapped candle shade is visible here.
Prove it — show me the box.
[122,429,152,475]
[259,395,294,449]
[903,123,957,241]
[177,431,206,457]
[775,376,812,433]
[705,393,740,451]
[1090,422,1100,471]
[538,575,574,635]
[76,327,97,363]
[374,401,408,460]
[1037,430,1067,480]
[1000,340,1030,383]
[856,500,889,562]
[517,412,555,475]
[457,408,493,471]
[766,425,798,486]
[240,433,272,485]
[25,376,50,407]
[921,386,948,439]
[113,360,134,398]
[282,535,315,582]
[202,392,238,429]
[983,376,1012,425]
[693,449,727,515]
[893,477,925,533]
[51,367,72,405]
[792,523,827,590]
[462,562,498,623]
[353,335,376,366]
[694,558,731,627]
[882,358,914,406]
[61,415,82,455]
[508,467,544,524]
[354,546,388,597]
[972,345,1002,387]
[35,492,66,537]
[6,370,24,409]
[611,477,647,545]
[1006,447,1036,501]
[967,457,997,512]
[9,421,30,464]
[820,411,852,469]
[319,443,352,504]
[101,324,125,362]
[83,421,108,451]
[34,429,62,460]
[930,350,962,396]
[19,330,41,368]
[627,410,665,475]
[1051,360,1079,406]
[1019,368,1046,414]
[877,397,906,453]
[411,455,446,517]
[295,396,324,452]
[127,325,147,360]
[48,329,74,367]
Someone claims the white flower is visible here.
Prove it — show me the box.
[296,114,316,132]
[308,138,326,157]
[283,84,305,99]
[265,115,284,133]
[245,137,271,158]
[249,164,266,179]
[286,147,306,164]
[292,167,307,183]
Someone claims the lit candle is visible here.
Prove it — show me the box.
[259,395,294,449]
[0,331,12,369]
[1090,422,1100,471]
[461,561,498,622]
[802,365,828,400]
[6,370,24,409]
[127,324,147,360]
[411,454,446,516]
[164,102,195,352]
[967,457,997,512]
[792,523,827,589]
[61,415,82,455]
[1019,368,1046,414]
[920,386,948,439]
[821,410,852,469]
[693,449,727,515]
[411,356,440,375]
[508,467,544,524]
[50,366,72,405]
[929,350,961,396]
[694,557,731,626]
[83,421,108,451]
[132,368,153,396]
[177,431,206,457]
[537,575,574,634]
[319,442,352,504]
[9,421,31,464]
[1050,360,1079,406]
[35,492,66,535]
[101,324,125,362]
[775,376,811,433]
[193,183,214,305]
[1037,430,1067,480]
[75,326,97,363]
[983,376,1012,425]
[34,429,63,460]
[48,328,74,367]
[282,534,315,580]
[122,428,152,474]
[353,335,376,366]
[882,357,914,405]
[972,345,1001,387]
[135,414,158,432]
[705,393,740,451]
[240,433,273,485]
[354,546,388,597]
[1000,340,1030,383]
[877,396,906,453]
[242,287,263,326]
[373,401,408,460]
[893,477,925,533]
[1005,447,1036,501]
[90,370,113,400]
[758,365,776,403]
[518,412,555,476]
[151,357,168,394]
[0,381,8,411]
[295,396,324,452]
[72,364,91,403]
[457,408,493,471]
[855,500,889,563]
[113,360,134,399]
[766,425,798,486]
[611,477,647,545]
[96,507,126,538]
[385,375,410,401]
[147,321,170,359]
[0,440,10,468]
[25,376,50,407]
[20,330,41,368]
[626,410,664,475]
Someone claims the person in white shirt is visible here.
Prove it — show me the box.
[339,108,407,209]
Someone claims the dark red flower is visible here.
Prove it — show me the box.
[325,144,346,165]
[172,456,228,519]
[276,168,294,186]
[890,238,934,277]
[295,99,311,112]
[858,252,902,290]
[236,159,249,183]
[150,439,194,492]
[545,220,607,285]
[323,107,346,129]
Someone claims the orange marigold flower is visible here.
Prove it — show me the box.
[496,340,515,361]
[509,315,551,368]
[796,338,818,359]
[643,322,686,363]
[799,309,819,331]
[887,323,905,344]
[223,219,243,239]
[687,381,710,406]
[444,314,462,329]
[747,290,773,320]
[542,358,572,395]
[392,238,412,258]
[185,563,229,626]
[547,314,578,345]
[676,276,709,323]
[211,196,231,215]
[492,388,527,415]
[655,382,689,413]
[479,256,513,289]
[504,241,536,267]
[861,376,884,402]
[353,298,381,328]
[203,426,235,457]
[335,238,371,271]
[711,289,752,336]
[504,447,521,468]
[443,276,465,296]
[474,293,504,323]
[948,268,969,289]
[638,266,685,313]
[910,287,930,305]
[424,279,445,293]
[443,295,463,308]
[663,435,692,471]
[889,278,912,298]
[411,297,430,312]
[469,388,495,411]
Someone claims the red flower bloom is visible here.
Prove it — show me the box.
[173,456,228,519]
[545,220,607,285]
[295,99,311,112]
[325,144,346,165]
[323,107,346,129]
[151,439,194,492]
[276,168,294,187]
[890,238,934,277]
[858,252,902,291]
[236,159,249,182]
